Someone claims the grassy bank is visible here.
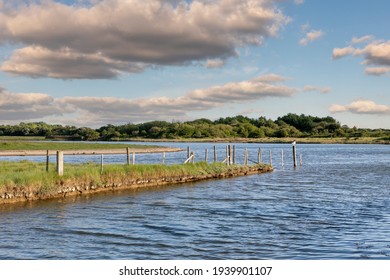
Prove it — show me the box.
[0,141,158,151]
[0,161,272,203]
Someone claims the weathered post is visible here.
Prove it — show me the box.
[46,150,50,172]
[281,149,284,167]
[191,151,195,163]
[100,154,104,174]
[269,150,272,166]
[126,147,130,165]
[300,154,303,166]
[258,148,262,164]
[187,146,190,159]
[56,151,64,176]
[228,145,232,165]
[162,152,166,164]
[244,148,248,166]
[132,152,135,165]
[233,145,236,164]
[213,145,217,162]
[205,149,208,162]
[292,140,297,168]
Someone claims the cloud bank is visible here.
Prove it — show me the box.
[0,73,300,125]
[0,0,289,79]
[333,35,390,76]
[330,99,390,115]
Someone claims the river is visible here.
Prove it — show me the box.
[0,143,389,259]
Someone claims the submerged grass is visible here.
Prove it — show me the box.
[0,161,269,197]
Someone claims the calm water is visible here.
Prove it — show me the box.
[0,143,389,259]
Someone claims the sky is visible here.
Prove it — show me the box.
[0,0,389,129]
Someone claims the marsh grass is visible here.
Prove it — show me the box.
[0,161,264,195]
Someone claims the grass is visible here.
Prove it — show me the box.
[0,161,269,196]
[0,141,158,151]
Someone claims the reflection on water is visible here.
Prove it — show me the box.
[0,143,389,259]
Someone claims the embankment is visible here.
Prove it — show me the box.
[0,163,272,205]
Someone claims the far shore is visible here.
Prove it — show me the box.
[113,136,389,145]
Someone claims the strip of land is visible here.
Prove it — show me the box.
[0,162,272,205]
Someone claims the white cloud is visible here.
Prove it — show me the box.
[351,35,374,45]
[303,85,332,94]
[333,37,390,75]
[365,67,390,76]
[0,87,70,120]
[330,100,390,115]
[294,0,304,5]
[332,46,356,59]
[0,0,289,79]
[0,74,298,125]
[299,30,325,46]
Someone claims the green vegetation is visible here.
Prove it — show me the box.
[0,141,155,151]
[0,161,269,196]
[1,114,389,143]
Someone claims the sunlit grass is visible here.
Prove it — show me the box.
[0,161,269,195]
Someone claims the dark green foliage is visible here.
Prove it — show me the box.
[0,114,388,141]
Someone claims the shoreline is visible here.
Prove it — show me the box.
[110,137,389,145]
[0,164,273,205]
[0,147,182,157]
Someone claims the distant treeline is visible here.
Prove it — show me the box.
[1,114,389,141]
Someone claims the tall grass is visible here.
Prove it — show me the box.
[0,161,268,195]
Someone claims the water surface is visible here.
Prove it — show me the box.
[0,143,389,259]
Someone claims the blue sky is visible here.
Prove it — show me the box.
[0,0,389,128]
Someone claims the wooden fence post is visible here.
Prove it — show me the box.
[269,150,272,166]
[213,145,217,162]
[233,145,236,165]
[100,154,104,174]
[46,150,50,172]
[281,149,284,167]
[292,140,297,168]
[258,148,262,164]
[126,147,130,165]
[132,152,135,165]
[56,151,63,176]
[187,146,190,159]
[162,152,166,164]
[205,149,208,162]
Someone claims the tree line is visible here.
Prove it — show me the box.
[0,114,389,141]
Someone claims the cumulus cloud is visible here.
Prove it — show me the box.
[0,73,298,125]
[333,36,390,76]
[330,100,390,115]
[303,85,331,94]
[0,87,70,120]
[299,29,324,46]
[332,46,356,59]
[0,0,289,79]
[365,67,390,76]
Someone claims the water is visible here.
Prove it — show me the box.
[0,143,389,259]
